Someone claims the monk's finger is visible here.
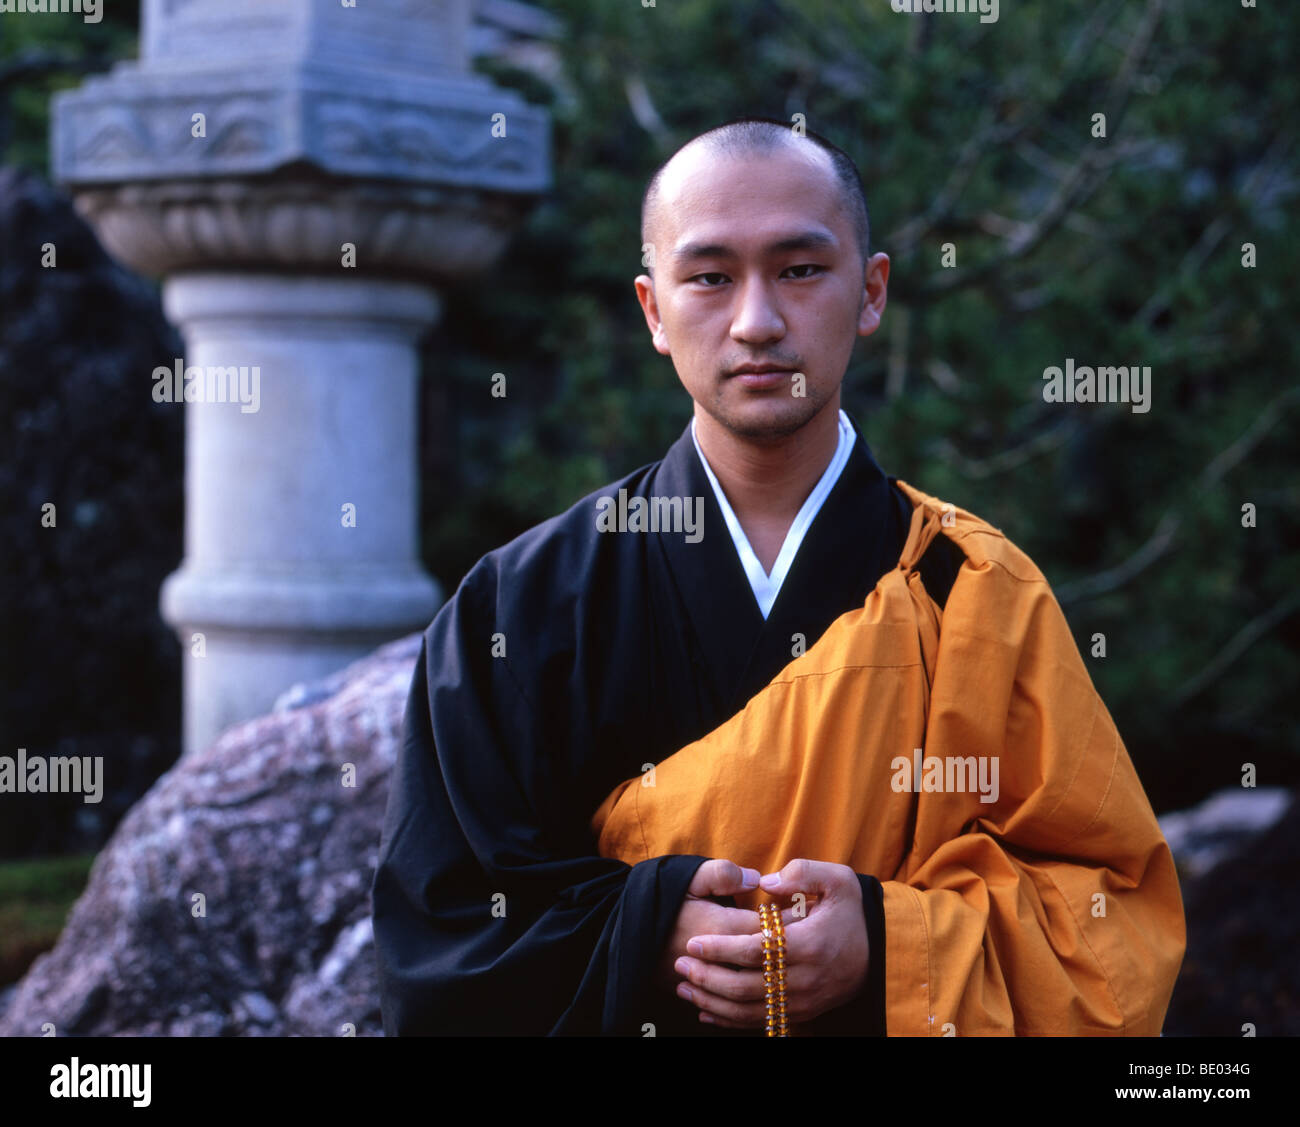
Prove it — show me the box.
[686,903,811,963]
[676,979,767,1025]
[685,901,761,936]
[688,858,760,899]
[684,929,765,966]
[758,857,839,897]
[673,957,767,1003]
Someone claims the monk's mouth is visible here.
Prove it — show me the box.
[730,370,795,388]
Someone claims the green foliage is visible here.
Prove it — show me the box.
[429,0,1299,811]
[0,852,95,985]
[0,6,136,175]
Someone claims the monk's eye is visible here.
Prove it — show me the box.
[690,273,729,287]
[783,264,827,279]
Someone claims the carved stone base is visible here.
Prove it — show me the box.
[73,175,534,281]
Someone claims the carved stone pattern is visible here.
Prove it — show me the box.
[55,82,549,194]
[313,98,541,181]
[73,176,537,282]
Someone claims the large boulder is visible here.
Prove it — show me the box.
[0,633,421,1037]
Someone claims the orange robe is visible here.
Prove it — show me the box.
[591,481,1185,1035]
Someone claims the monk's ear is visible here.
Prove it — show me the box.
[858,252,890,338]
[635,275,672,357]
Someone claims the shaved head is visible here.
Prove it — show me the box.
[641,117,870,277]
[631,115,890,447]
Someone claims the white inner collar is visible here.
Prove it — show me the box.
[690,410,855,619]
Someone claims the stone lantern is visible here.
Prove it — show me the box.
[51,0,551,755]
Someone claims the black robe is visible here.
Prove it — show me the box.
[371,416,961,1035]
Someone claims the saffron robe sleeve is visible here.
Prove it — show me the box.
[592,482,1187,1035]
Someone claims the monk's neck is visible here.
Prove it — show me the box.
[694,398,843,570]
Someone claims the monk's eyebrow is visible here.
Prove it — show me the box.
[671,230,838,264]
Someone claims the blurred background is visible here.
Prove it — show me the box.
[1,0,1297,1035]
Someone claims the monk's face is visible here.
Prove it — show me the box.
[635,141,888,441]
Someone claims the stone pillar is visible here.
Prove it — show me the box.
[51,0,550,754]
[160,275,439,755]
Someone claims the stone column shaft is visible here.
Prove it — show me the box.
[159,275,440,753]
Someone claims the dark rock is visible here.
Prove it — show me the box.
[0,166,185,860]
[1158,786,1291,882]
[0,633,422,1037]
[1164,789,1300,1036]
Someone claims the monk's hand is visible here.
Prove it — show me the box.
[655,859,761,1001]
[675,858,869,1029]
